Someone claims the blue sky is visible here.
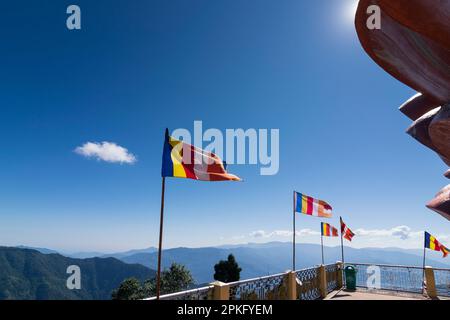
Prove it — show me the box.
[0,0,448,254]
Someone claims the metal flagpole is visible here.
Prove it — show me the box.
[340,217,345,264]
[156,177,166,300]
[422,232,427,293]
[293,191,296,271]
[321,232,324,265]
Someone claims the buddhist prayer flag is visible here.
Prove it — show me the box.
[425,232,449,258]
[157,129,241,298]
[294,192,332,218]
[161,129,241,182]
[340,217,355,242]
[321,222,338,237]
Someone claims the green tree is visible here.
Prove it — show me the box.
[111,278,145,300]
[141,278,156,298]
[160,263,194,295]
[112,263,194,299]
[213,254,242,283]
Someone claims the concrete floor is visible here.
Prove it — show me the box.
[325,289,428,300]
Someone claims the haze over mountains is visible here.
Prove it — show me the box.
[16,242,450,285]
[120,243,450,283]
[18,245,158,260]
[70,247,158,259]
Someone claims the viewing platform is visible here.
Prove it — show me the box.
[146,262,450,301]
[326,289,428,300]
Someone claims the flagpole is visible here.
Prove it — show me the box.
[321,233,324,265]
[156,177,166,300]
[340,217,345,265]
[293,191,296,271]
[422,233,426,293]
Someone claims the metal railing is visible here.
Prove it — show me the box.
[144,262,450,300]
[228,273,287,300]
[347,263,424,294]
[145,285,213,300]
[295,266,321,300]
[325,263,339,293]
[433,268,450,297]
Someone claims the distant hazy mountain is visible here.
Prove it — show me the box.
[0,247,155,300]
[16,245,60,255]
[64,247,158,259]
[67,251,107,259]
[101,247,158,259]
[120,242,450,284]
[15,246,159,260]
[216,242,293,249]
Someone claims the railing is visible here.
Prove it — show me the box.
[228,273,287,300]
[145,285,213,300]
[145,262,450,300]
[325,263,339,293]
[347,263,424,294]
[295,267,321,300]
[433,268,450,297]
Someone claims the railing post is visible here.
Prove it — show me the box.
[284,271,297,300]
[318,265,327,298]
[336,261,343,289]
[210,281,230,300]
[424,266,437,299]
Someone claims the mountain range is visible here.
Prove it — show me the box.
[16,242,450,285]
[69,247,158,259]
[0,247,155,299]
[119,242,450,283]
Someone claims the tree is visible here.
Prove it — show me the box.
[160,263,194,295]
[213,254,242,283]
[141,278,156,298]
[112,263,194,299]
[111,278,144,300]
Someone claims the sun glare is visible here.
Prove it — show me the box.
[343,0,359,24]
[327,0,359,40]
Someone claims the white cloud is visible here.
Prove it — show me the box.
[249,229,320,239]
[354,225,421,240]
[248,226,430,242]
[75,142,137,164]
[297,229,321,237]
[221,226,450,249]
[249,230,266,238]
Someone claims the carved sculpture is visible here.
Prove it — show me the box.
[427,185,450,221]
[355,0,450,220]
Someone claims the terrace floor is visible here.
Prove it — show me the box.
[325,289,429,300]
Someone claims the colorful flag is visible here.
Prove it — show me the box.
[294,192,332,218]
[425,232,449,258]
[340,217,355,242]
[321,222,339,237]
[161,129,241,181]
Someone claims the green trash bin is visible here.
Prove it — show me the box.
[344,265,357,291]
